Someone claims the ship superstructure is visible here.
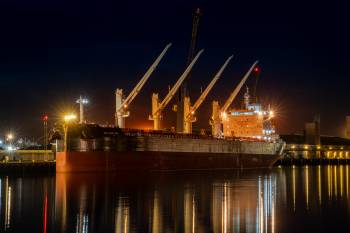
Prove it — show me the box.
[222,87,277,141]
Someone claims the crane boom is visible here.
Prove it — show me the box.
[190,55,233,115]
[221,61,259,112]
[156,49,204,113]
[118,43,172,111]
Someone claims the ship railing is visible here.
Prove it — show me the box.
[117,128,270,142]
[120,128,214,140]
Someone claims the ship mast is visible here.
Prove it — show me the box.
[252,66,261,103]
[177,8,202,133]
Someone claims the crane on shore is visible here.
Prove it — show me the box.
[210,61,259,137]
[183,55,233,134]
[149,49,204,130]
[115,43,172,128]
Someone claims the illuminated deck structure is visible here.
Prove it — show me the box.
[222,88,277,141]
[279,134,350,165]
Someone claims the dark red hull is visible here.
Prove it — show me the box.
[56,151,280,172]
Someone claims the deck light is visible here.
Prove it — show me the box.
[64,114,77,122]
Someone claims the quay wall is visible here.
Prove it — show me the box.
[278,144,350,166]
[0,150,55,162]
[284,144,350,160]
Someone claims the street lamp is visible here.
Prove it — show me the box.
[6,134,14,148]
[6,134,14,156]
[42,115,49,157]
[63,114,77,152]
[64,114,77,122]
[7,134,13,141]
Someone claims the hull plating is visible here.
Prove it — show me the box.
[56,151,280,173]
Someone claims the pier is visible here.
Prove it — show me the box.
[278,134,350,166]
[0,150,55,173]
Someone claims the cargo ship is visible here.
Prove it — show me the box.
[55,87,284,172]
[54,30,285,172]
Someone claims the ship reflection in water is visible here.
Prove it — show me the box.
[56,172,277,233]
[1,166,350,232]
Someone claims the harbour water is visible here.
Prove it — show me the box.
[0,166,350,233]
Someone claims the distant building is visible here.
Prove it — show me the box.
[304,116,320,145]
[346,116,350,139]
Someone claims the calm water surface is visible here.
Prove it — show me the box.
[1,166,350,233]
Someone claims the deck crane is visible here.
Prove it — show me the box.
[183,55,233,134]
[149,49,204,130]
[115,43,172,128]
[210,60,259,137]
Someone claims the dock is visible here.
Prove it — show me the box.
[277,142,350,166]
[0,150,55,173]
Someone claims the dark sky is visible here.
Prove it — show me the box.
[0,0,350,139]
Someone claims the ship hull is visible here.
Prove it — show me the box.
[55,124,284,173]
[56,151,280,173]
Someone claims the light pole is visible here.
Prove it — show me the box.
[43,115,49,158]
[6,134,14,160]
[76,96,89,124]
[63,114,77,152]
[6,134,13,149]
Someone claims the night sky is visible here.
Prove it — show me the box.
[1,0,350,139]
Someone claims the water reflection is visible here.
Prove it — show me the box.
[184,187,195,233]
[115,195,129,233]
[0,175,55,232]
[1,166,350,232]
[54,172,280,233]
[286,165,350,210]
